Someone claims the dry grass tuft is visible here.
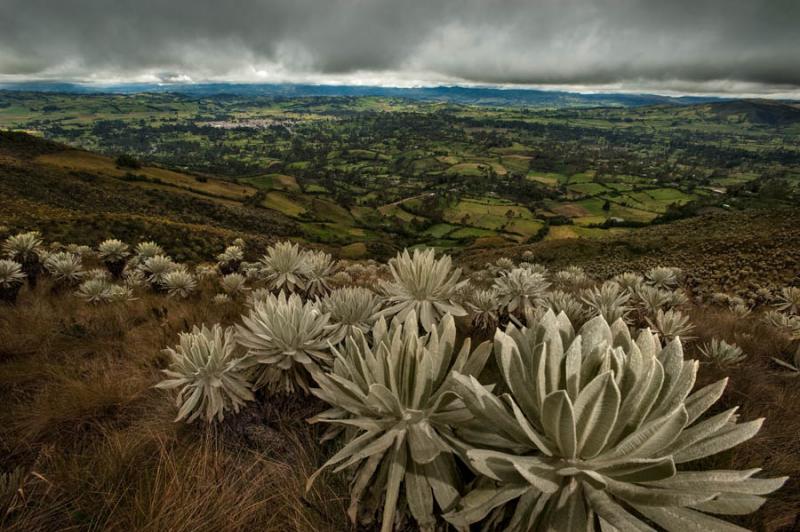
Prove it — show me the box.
[1,276,798,530]
[687,307,800,531]
[0,283,349,531]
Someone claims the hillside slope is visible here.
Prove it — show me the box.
[459,206,800,298]
[0,132,297,261]
[2,130,798,294]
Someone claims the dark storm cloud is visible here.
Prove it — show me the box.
[0,0,798,94]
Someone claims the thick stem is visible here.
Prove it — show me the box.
[105,259,127,279]
[0,284,22,304]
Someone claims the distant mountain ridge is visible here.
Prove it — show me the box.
[0,81,736,107]
[705,100,800,126]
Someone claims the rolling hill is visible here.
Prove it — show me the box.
[0,131,297,261]
[0,81,730,107]
[2,128,798,297]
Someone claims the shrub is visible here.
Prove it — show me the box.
[259,241,309,292]
[156,324,254,423]
[236,291,336,394]
[381,248,467,332]
[308,313,492,531]
[447,310,787,530]
[493,268,550,318]
[319,286,382,340]
[115,153,141,169]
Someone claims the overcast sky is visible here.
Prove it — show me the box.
[1,0,799,96]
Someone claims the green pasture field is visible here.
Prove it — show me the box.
[2,90,797,251]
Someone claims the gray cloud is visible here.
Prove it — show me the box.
[0,0,798,94]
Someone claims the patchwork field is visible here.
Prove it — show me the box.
[1,92,799,255]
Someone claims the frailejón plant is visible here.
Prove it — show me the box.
[700,338,747,368]
[446,310,786,531]
[97,239,129,277]
[613,272,645,294]
[76,278,132,304]
[319,286,382,340]
[774,287,800,315]
[0,259,25,288]
[156,324,254,422]
[133,241,165,265]
[259,241,309,292]
[217,244,244,274]
[647,308,695,342]
[304,249,335,297]
[162,269,197,299]
[467,288,501,331]
[381,248,467,332]
[0,259,25,303]
[141,254,178,287]
[3,231,43,286]
[44,251,85,287]
[308,313,492,532]
[646,266,681,290]
[582,281,631,324]
[220,272,249,297]
[2,231,42,264]
[236,291,336,394]
[543,290,589,328]
[635,285,670,316]
[493,267,550,318]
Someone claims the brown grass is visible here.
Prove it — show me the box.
[0,282,350,531]
[686,307,800,531]
[35,150,256,201]
[1,277,798,530]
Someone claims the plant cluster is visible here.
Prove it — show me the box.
[1,230,789,531]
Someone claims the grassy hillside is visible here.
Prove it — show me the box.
[1,100,799,531]
[2,131,797,293]
[0,235,798,531]
[459,206,800,298]
[0,131,297,262]
[3,92,798,253]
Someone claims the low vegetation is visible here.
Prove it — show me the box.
[1,229,798,531]
[1,82,798,532]
[2,92,799,252]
